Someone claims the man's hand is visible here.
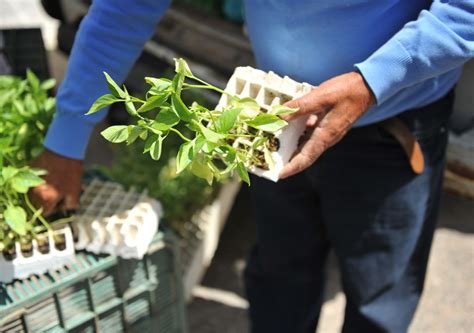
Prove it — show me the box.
[30,149,83,216]
[279,71,375,179]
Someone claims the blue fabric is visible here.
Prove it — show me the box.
[44,0,474,159]
[245,91,454,333]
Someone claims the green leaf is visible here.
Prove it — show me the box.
[246,114,288,133]
[103,72,125,98]
[31,168,48,176]
[86,94,121,115]
[123,87,137,117]
[152,107,180,131]
[40,78,56,91]
[202,141,217,153]
[171,94,194,122]
[233,97,261,118]
[26,69,40,91]
[235,97,259,109]
[149,135,164,161]
[125,101,137,116]
[192,120,225,143]
[193,135,206,154]
[0,137,12,150]
[101,125,129,143]
[137,93,169,113]
[145,77,171,91]
[221,146,237,164]
[11,171,44,193]
[190,153,213,185]
[236,162,250,185]
[144,134,159,153]
[251,136,267,149]
[174,58,193,77]
[176,141,193,173]
[4,205,28,236]
[215,108,241,133]
[127,125,145,145]
[171,73,184,94]
[2,166,19,181]
[270,104,299,116]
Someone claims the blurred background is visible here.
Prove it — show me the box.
[0,0,473,332]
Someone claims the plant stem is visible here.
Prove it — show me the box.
[183,83,225,95]
[24,193,51,231]
[131,96,145,103]
[169,128,192,142]
[204,109,218,131]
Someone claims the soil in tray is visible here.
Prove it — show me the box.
[3,245,17,261]
[53,233,67,251]
[70,224,79,243]
[264,133,280,152]
[37,234,51,254]
[20,239,33,258]
[254,150,269,170]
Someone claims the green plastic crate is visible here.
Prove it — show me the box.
[0,230,187,333]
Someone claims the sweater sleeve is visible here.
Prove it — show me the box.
[355,0,474,105]
[44,0,171,159]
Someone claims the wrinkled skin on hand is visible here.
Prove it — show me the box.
[279,71,375,179]
[30,149,83,216]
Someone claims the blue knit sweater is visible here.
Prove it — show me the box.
[44,0,474,159]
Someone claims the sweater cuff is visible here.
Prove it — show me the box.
[44,113,95,160]
[355,38,414,105]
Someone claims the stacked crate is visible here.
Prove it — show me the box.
[0,230,187,332]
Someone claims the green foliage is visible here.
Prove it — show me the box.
[100,132,220,236]
[88,58,298,185]
[0,70,56,164]
[0,71,58,252]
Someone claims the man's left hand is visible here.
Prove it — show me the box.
[279,71,375,179]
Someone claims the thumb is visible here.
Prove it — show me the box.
[29,183,63,217]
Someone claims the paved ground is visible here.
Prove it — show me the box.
[3,2,474,332]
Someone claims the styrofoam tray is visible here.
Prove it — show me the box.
[0,227,75,283]
[74,179,162,259]
[217,67,313,181]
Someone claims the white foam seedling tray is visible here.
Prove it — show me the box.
[217,66,313,182]
[74,179,162,259]
[0,227,75,283]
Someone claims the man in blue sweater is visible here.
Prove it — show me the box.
[31,1,473,332]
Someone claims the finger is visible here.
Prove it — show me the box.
[282,88,327,121]
[29,184,63,217]
[279,128,326,179]
[306,114,318,127]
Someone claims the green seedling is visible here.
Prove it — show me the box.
[88,58,298,185]
[0,71,72,259]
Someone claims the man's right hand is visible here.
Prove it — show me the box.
[30,149,83,216]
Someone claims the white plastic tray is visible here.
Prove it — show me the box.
[217,67,313,181]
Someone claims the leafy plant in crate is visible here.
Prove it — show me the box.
[0,71,70,261]
[87,58,298,185]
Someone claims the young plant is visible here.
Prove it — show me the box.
[87,58,298,185]
[0,71,71,258]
